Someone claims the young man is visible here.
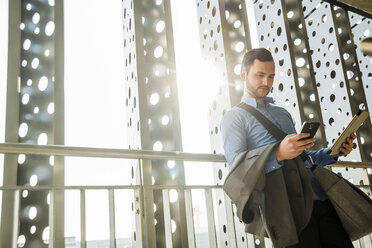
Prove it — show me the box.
[221,48,356,247]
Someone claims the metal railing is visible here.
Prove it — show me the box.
[0,143,371,248]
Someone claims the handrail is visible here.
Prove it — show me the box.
[0,185,223,190]
[0,142,372,168]
[0,142,226,162]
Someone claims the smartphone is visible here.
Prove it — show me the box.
[298,121,320,141]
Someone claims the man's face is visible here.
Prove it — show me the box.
[241,59,275,101]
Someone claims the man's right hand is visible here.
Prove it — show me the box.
[275,133,315,162]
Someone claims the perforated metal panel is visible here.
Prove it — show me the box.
[16,1,57,247]
[195,0,263,247]
[122,0,188,247]
[304,1,366,183]
[122,1,144,246]
[254,0,303,133]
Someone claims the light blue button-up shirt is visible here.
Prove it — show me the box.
[220,96,338,200]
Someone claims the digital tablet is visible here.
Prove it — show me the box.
[329,110,369,156]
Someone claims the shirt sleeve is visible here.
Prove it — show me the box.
[220,110,248,165]
[306,147,338,167]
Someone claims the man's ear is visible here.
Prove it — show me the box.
[240,69,246,80]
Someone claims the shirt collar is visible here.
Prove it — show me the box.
[241,96,274,107]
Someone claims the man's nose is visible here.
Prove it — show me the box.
[262,77,269,85]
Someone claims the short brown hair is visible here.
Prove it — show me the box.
[241,48,274,71]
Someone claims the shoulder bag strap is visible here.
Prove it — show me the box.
[237,102,309,162]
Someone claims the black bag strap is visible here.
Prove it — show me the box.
[237,102,309,162]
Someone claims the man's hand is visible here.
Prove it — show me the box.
[275,133,315,162]
[335,133,357,157]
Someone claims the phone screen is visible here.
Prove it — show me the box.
[298,121,320,141]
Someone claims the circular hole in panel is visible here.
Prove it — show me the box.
[48,0,55,6]
[45,21,55,36]
[48,102,55,114]
[30,174,38,186]
[38,133,48,145]
[34,27,40,34]
[212,6,216,17]
[285,99,290,106]
[296,58,305,67]
[22,190,28,198]
[287,11,294,18]
[278,57,284,66]
[44,49,50,56]
[20,23,25,30]
[330,70,336,79]
[278,83,283,91]
[23,39,31,50]
[31,58,39,69]
[364,29,370,37]
[214,40,218,51]
[152,176,155,185]
[22,94,30,105]
[277,27,282,36]
[30,225,36,234]
[161,115,169,125]
[29,206,37,219]
[328,43,334,52]
[39,76,48,91]
[298,77,305,87]
[169,189,178,203]
[347,70,353,79]
[343,53,349,60]
[18,154,26,164]
[322,14,327,23]
[329,117,335,126]
[153,203,157,212]
[255,239,261,245]
[18,235,26,247]
[153,141,163,151]
[26,3,32,10]
[359,103,366,110]
[171,220,176,233]
[156,0,163,5]
[150,93,160,105]
[234,20,241,28]
[154,46,163,58]
[294,38,301,46]
[42,227,50,244]
[32,12,40,24]
[309,114,314,119]
[218,169,223,180]
[310,94,315,101]
[19,123,28,138]
[235,41,244,52]
[168,160,175,169]
[330,94,335,102]
[27,79,32,86]
[361,137,365,144]
[156,20,165,33]
[21,60,27,67]
[337,108,342,115]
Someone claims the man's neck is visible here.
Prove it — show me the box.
[244,94,265,104]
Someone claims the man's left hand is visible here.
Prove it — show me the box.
[336,133,357,157]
